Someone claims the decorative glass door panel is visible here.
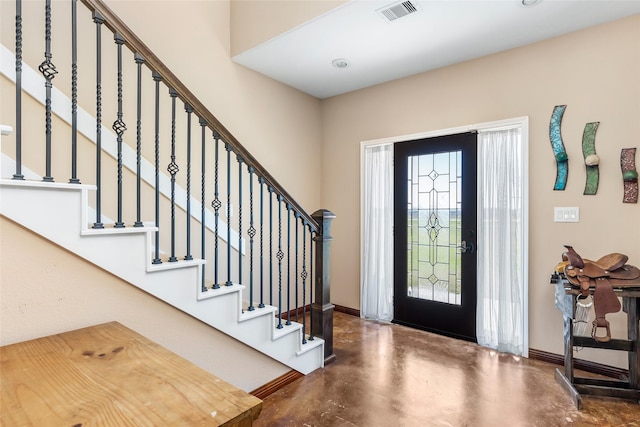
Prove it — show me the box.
[406,150,462,305]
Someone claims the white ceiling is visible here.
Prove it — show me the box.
[232,0,640,99]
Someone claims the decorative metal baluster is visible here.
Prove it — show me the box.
[39,0,58,182]
[200,118,207,292]
[151,72,162,264]
[167,88,179,261]
[69,0,80,184]
[248,167,256,311]
[276,195,284,329]
[309,227,315,341]
[258,177,265,308]
[225,143,232,286]
[134,53,145,227]
[92,12,104,228]
[112,33,126,228]
[13,0,24,180]
[211,132,221,289]
[301,220,308,344]
[237,155,243,286]
[269,186,274,306]
[295,212,300,324]
[184,104,193,260]
[286,204,292,326]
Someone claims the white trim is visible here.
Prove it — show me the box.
[0,44,244,254]
[359,116,529,356]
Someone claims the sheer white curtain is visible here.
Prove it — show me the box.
[361,144,394,322]
[476,127,525,355]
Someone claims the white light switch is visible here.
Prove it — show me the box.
[554,207,579,223]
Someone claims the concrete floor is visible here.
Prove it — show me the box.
[255,312,640,427]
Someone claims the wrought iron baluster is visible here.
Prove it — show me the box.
[258,177,265,308]
[40,0,58,182]
[226,143,232,286]
[286,204,291,326]
[151,72,162,264]
[112,33,126,228]
[237,155,243,286]
[69,0,80,184]
[92,12,104,228]
[248,167,256,311]
[200,118,207,292]
[301,220,308,344]
[277,195,284,329]
[309,227,315,341]
[134,53,145,227]
[269,186,274,306]
[167,88,179,261]
[184,104,193,260]
[211,132,221,289]
[13,0,24,180]
[295,212,300,324]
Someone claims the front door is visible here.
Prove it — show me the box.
[393,132,477,341]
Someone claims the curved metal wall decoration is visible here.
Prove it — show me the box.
[549,105,568,190]
[621,148,638,203]
[581,122,600,195]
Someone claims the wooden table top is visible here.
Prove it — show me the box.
[0,322,262,426]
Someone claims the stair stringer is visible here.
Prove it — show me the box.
[0,180,324,375]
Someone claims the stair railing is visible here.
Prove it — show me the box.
[5,0,334,362]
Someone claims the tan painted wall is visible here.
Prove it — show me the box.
[0,217,289,392]
[230,0,347,57]
[321,15,640,368]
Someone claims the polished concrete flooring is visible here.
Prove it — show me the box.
[255,312,639,427]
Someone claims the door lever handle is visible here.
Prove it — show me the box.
[458,240,475,254]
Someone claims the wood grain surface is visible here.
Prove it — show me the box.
[0,322,262,426]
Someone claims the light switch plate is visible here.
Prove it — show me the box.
[554,207,579,223]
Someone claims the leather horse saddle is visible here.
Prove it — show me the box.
[562,245,640,342]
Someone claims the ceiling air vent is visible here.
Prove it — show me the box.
[378,1,420,22]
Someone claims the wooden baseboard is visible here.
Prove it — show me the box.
[250,370,304,400]
[528,348,629,380]
[280,305,311,321]
[334,305,360,317]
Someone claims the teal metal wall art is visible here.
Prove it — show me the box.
[581,122,600,195]
[621,148,638,203]
[549,105,568,190]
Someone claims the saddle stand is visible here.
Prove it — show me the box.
[562,245,640,342]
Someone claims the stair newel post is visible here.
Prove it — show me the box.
[248,166,256,311]
[69,0,80,184]
[184,103,193,260]
[167,88,179,261]
[13,0,24,180]
[112,33,126,228]
[276,195,285,329]
[151,71,162,263]
[225,143,232,286]
[301,219,308,344]
[312,209,336,364]
[211,131,221,289]
[40,0,58,183]
[237,155,243,286]
[200,118,207,292]
[286,204,292,326]
[92,11,104,229]
[258,177,265,309]
[295,212,300,324]
[133,53,145,226]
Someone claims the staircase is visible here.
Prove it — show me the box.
[0,0,334,377]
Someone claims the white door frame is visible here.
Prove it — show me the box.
[360,116,530,356]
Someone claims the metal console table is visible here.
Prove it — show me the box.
[552,274,640,409]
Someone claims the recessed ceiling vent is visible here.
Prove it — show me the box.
[378,1,420,22]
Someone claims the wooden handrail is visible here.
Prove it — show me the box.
[80,0,319,232]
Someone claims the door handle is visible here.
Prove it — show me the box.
[458,240,475,254]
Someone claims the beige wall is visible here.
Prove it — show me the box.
[321,15,640,368]
[0,217,289,392]
[230,0,347,57]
